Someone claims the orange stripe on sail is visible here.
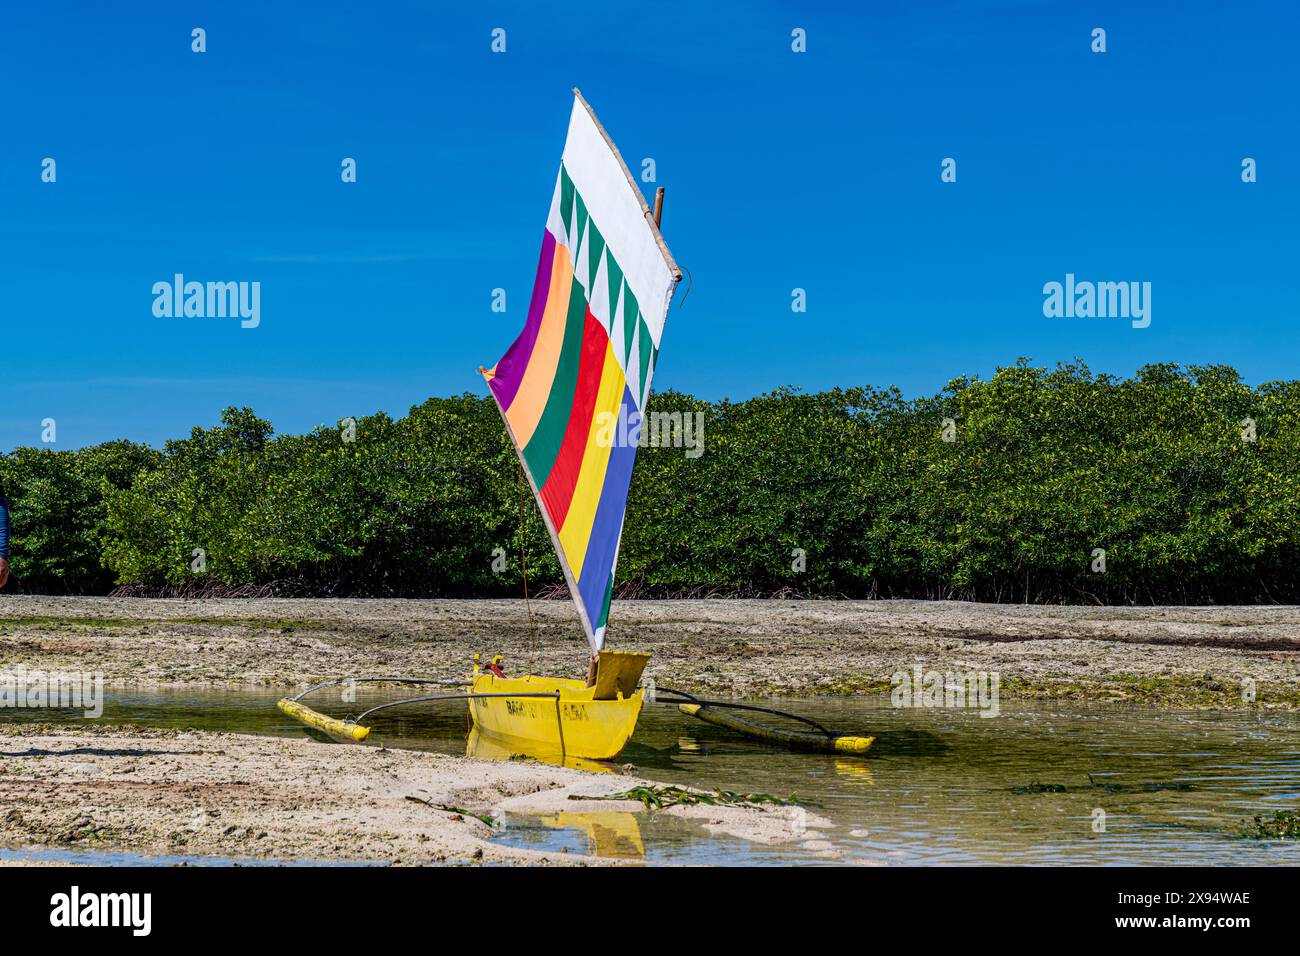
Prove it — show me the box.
[506,243,574,448]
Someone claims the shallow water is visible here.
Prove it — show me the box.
[4,686,1298,865]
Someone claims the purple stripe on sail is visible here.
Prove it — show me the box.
[488,229,557,411]
[577,385,639,624]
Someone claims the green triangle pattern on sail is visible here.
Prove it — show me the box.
[637,315,654,407]
[559,169,575,244]
[606,258,624,331]
[574,196,589,281]
[622,289,639,365]
[586,225,606,296]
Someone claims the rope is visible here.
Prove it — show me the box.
[517,456,538,664]
[353,691,561,723]
[654,685,834,738]
[289,676,461,703]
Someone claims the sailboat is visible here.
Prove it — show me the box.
[276,92,874,761]
[278,90,678,762]
[469,89,680,760]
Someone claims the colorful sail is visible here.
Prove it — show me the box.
[482,90,680,651]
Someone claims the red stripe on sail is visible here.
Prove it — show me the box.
[487,230,556,412]
[540,306,609,530]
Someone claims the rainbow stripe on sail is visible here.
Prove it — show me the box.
[483,93,679,651]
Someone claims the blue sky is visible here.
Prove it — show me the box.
[2,1,1294,450]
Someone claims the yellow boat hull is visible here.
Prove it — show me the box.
[467,672,643,761]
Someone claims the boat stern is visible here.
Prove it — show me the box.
[467,668,643,761]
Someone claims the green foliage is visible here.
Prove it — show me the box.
[0,440,159,592]
[2,362,1299,602]
[96,399,550,595]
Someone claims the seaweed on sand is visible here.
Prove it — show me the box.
[1237,810,1300,840]
[577,785,803,811]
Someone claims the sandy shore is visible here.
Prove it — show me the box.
[0,724,826,866]
[2,595,1299,707]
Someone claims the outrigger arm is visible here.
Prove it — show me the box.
[276,675,565,743]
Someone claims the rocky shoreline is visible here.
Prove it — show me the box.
[0,596,1296,708]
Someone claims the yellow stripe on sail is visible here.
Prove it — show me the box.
[507,243,575,449]
[558,341,626,579]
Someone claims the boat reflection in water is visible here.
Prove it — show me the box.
[537,812,645,860]
[466,727,646,860]
[465,726,618,774]
[833,758,875,786]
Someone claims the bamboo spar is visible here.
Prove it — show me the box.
[653,187,664,228]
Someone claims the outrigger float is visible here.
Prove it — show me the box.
[278,90,874,762]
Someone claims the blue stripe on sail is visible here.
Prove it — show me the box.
[576,385,639,636]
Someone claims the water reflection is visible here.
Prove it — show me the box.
[535,813,645,860]
[3,687,1298,865]
[465,726,616,774]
